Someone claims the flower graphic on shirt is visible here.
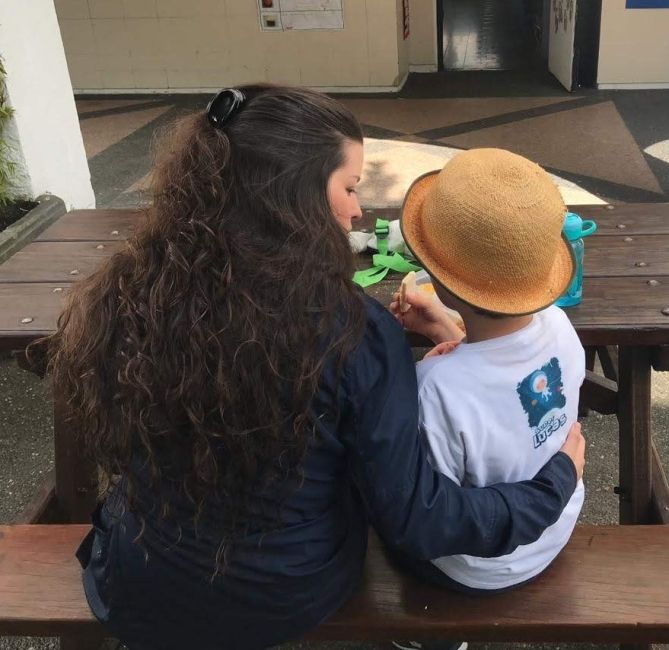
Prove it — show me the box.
[517,358,566,428]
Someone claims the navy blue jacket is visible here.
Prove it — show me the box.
[78,296,577,650]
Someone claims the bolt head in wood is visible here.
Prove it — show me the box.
[624,237,633,242]
[53,287,63,293]
[617,224,627,229]
[647,280,660,286]
[111,230,119,235]
[635,262,647,267]
[662,308,669,316]
[20,317,34,324]
[69,269,80,275]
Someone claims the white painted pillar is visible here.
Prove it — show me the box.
[0,0,95,209]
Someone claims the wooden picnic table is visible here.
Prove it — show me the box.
[1,204,669,527]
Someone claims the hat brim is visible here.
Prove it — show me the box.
[400,170,575,316]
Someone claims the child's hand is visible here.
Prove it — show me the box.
[423,341,461,359]
[389,290,465,344]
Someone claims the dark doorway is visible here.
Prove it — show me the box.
[438,0,547,71]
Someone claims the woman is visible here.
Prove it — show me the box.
[46,85,583,650]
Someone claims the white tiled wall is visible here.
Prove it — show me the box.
[54,0,409,91]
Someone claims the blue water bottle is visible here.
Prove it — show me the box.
[556,212,597,308]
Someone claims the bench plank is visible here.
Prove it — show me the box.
[0,241,125,284]
[0,525,96,636]
[570,203,669,236]
[36,209,141,242]
[1,525,669,643]
[0,283,70,337]
[314,526,669,644]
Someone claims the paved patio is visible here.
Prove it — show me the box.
[75,73,669,209]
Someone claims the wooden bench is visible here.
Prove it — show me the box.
[2,524,669,647]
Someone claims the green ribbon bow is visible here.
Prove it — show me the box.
[353,218,422,288]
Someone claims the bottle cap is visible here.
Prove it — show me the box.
[563,212,598,241]
[563,212,584,242]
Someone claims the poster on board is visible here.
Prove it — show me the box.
[626,0,669,7]
[258,0,344,30]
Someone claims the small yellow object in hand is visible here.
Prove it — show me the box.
[399,271,416,313]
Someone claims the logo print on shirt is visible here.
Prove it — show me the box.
[516,358,567,447]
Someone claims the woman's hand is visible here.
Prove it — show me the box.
[559,422,585,481]
[423,340,461,359]
[389,290,465,344]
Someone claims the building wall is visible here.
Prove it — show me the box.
[55,0,412,92]
[598,0,669,87]
[408,0,438,71]
[0,0,94,207]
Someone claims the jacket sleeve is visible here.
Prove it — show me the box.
[342,300,577,561]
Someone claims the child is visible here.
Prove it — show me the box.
[395,148,585,593]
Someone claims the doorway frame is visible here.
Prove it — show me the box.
[572,0,602,88]
[434,0,602,87]
[436,0,445,71]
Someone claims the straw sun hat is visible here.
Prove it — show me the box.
[400,148,575,316]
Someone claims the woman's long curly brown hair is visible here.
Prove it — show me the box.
[44,85,366,540]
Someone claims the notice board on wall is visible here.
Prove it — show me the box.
[258,0,344,31]
[626,0,669,7]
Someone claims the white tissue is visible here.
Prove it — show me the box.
[348,221,414,257]
[348,231,373,254]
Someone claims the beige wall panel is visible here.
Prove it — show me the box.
[122,0,158,19]
[156,0,194,18]
[197,67,233,88]
[157,18,201,65]
[54,0,90,20]
[57,0,403,91]
[344,0,369,40]
[166,68,195,88]
[224,0,260,18]
[337,38,374,86]
[132,68,169,88]
[197,51,231,70]
[125,18,162,57]
[65,54,104,88]
[409,0,437,67]
[91,18,130,55]
[396,0,409,79]
[297,32,338,86]
[101,68,134,87]
[58,18,96,54]
[88,0,124,19]
[262,33,303,85]
[97,52,133,72]
[191,0,226,16]
[366,0,400,86]
[598,0,669,85]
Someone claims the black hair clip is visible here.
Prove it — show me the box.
[207,88,246,129]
